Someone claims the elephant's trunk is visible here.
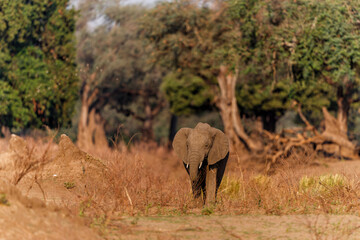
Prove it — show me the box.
[189,151,202,182]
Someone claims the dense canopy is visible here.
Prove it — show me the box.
[0,0,78,130]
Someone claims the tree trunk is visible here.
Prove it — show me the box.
[321,107,355,158]
[168,114,178,149]
[336,86,350,136]
[77,83,108,151]
[318,86,355,158]
[1,126,10,139]
[91,109,108,149]
[216,66,263,153]
[77,83,92,150]
[142,103,155,142]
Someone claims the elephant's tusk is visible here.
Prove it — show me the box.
[186,163,189,169]
[199,161,202,169]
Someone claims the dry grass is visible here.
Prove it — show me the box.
[79,144,192,217]
[58,142,360,218]
[3,136,360,234]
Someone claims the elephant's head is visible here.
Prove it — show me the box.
[172,122,229,182]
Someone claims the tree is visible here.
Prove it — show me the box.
[145,0,360,159]
[0,0,78,131]
[291,0,360,141]
[143,0,294,152]
[144,1,242,150]
[230,0,360,162]
[76,2,165,149]
[253,0,360,157]
[229,0,335,132]
[161,71,213,115]
[228,0,290,132]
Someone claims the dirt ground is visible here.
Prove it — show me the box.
[115,214,360,240]
[0,181,101,240]
[2,135,360,239]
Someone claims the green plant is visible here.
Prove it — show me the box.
[299,174,348,197]
[91,214,108,233]
[252,174,271,190]
[79,200,92,217]
[130,217,139,225]
[219,176,242,198]
[0,193,10,206]
[64,182,75,189]
[201,206,214,215]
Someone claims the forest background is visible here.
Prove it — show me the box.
[1,0,360,161]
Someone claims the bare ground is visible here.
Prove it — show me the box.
[0,181,101,240]
[115,214,360,240]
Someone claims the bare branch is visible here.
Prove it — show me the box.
[294,102,319,135]
[87,88,99,106]
[322,74,337,86]
[351,97,360,103]
[151,101,165,117]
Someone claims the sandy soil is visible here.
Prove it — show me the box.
[0,182,101,240]
[112,214,360,240]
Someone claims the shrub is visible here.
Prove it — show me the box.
[298,174,348,197]
[0,193,10,206]
[219,176,242,198]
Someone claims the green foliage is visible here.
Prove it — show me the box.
[143,0,236,116]
[287,0,360,128]
[290,81,333,126]
[228,0,296,127]
[79,5,162,99]
[161,71,213,115]
[292,0,360,85]
[0,0,78,130]
[237,81,290,118]
[145,0,299,128]
[229,0,360,129]
[77,3,165,140]
[148,0,339,129]
[0,82,29,129]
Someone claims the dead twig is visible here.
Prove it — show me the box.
[215,220,243,240]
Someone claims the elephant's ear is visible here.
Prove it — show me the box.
[172,128,191,164]
[208,128,229,165]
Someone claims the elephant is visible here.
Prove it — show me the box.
[173,122,229,205]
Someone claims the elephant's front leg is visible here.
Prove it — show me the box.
[205,155,229,205]
[205,166,217,205]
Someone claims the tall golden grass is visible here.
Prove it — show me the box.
[5,136,360,220]
[72,143,360,218]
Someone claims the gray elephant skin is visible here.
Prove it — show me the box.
[173,122,229,205]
